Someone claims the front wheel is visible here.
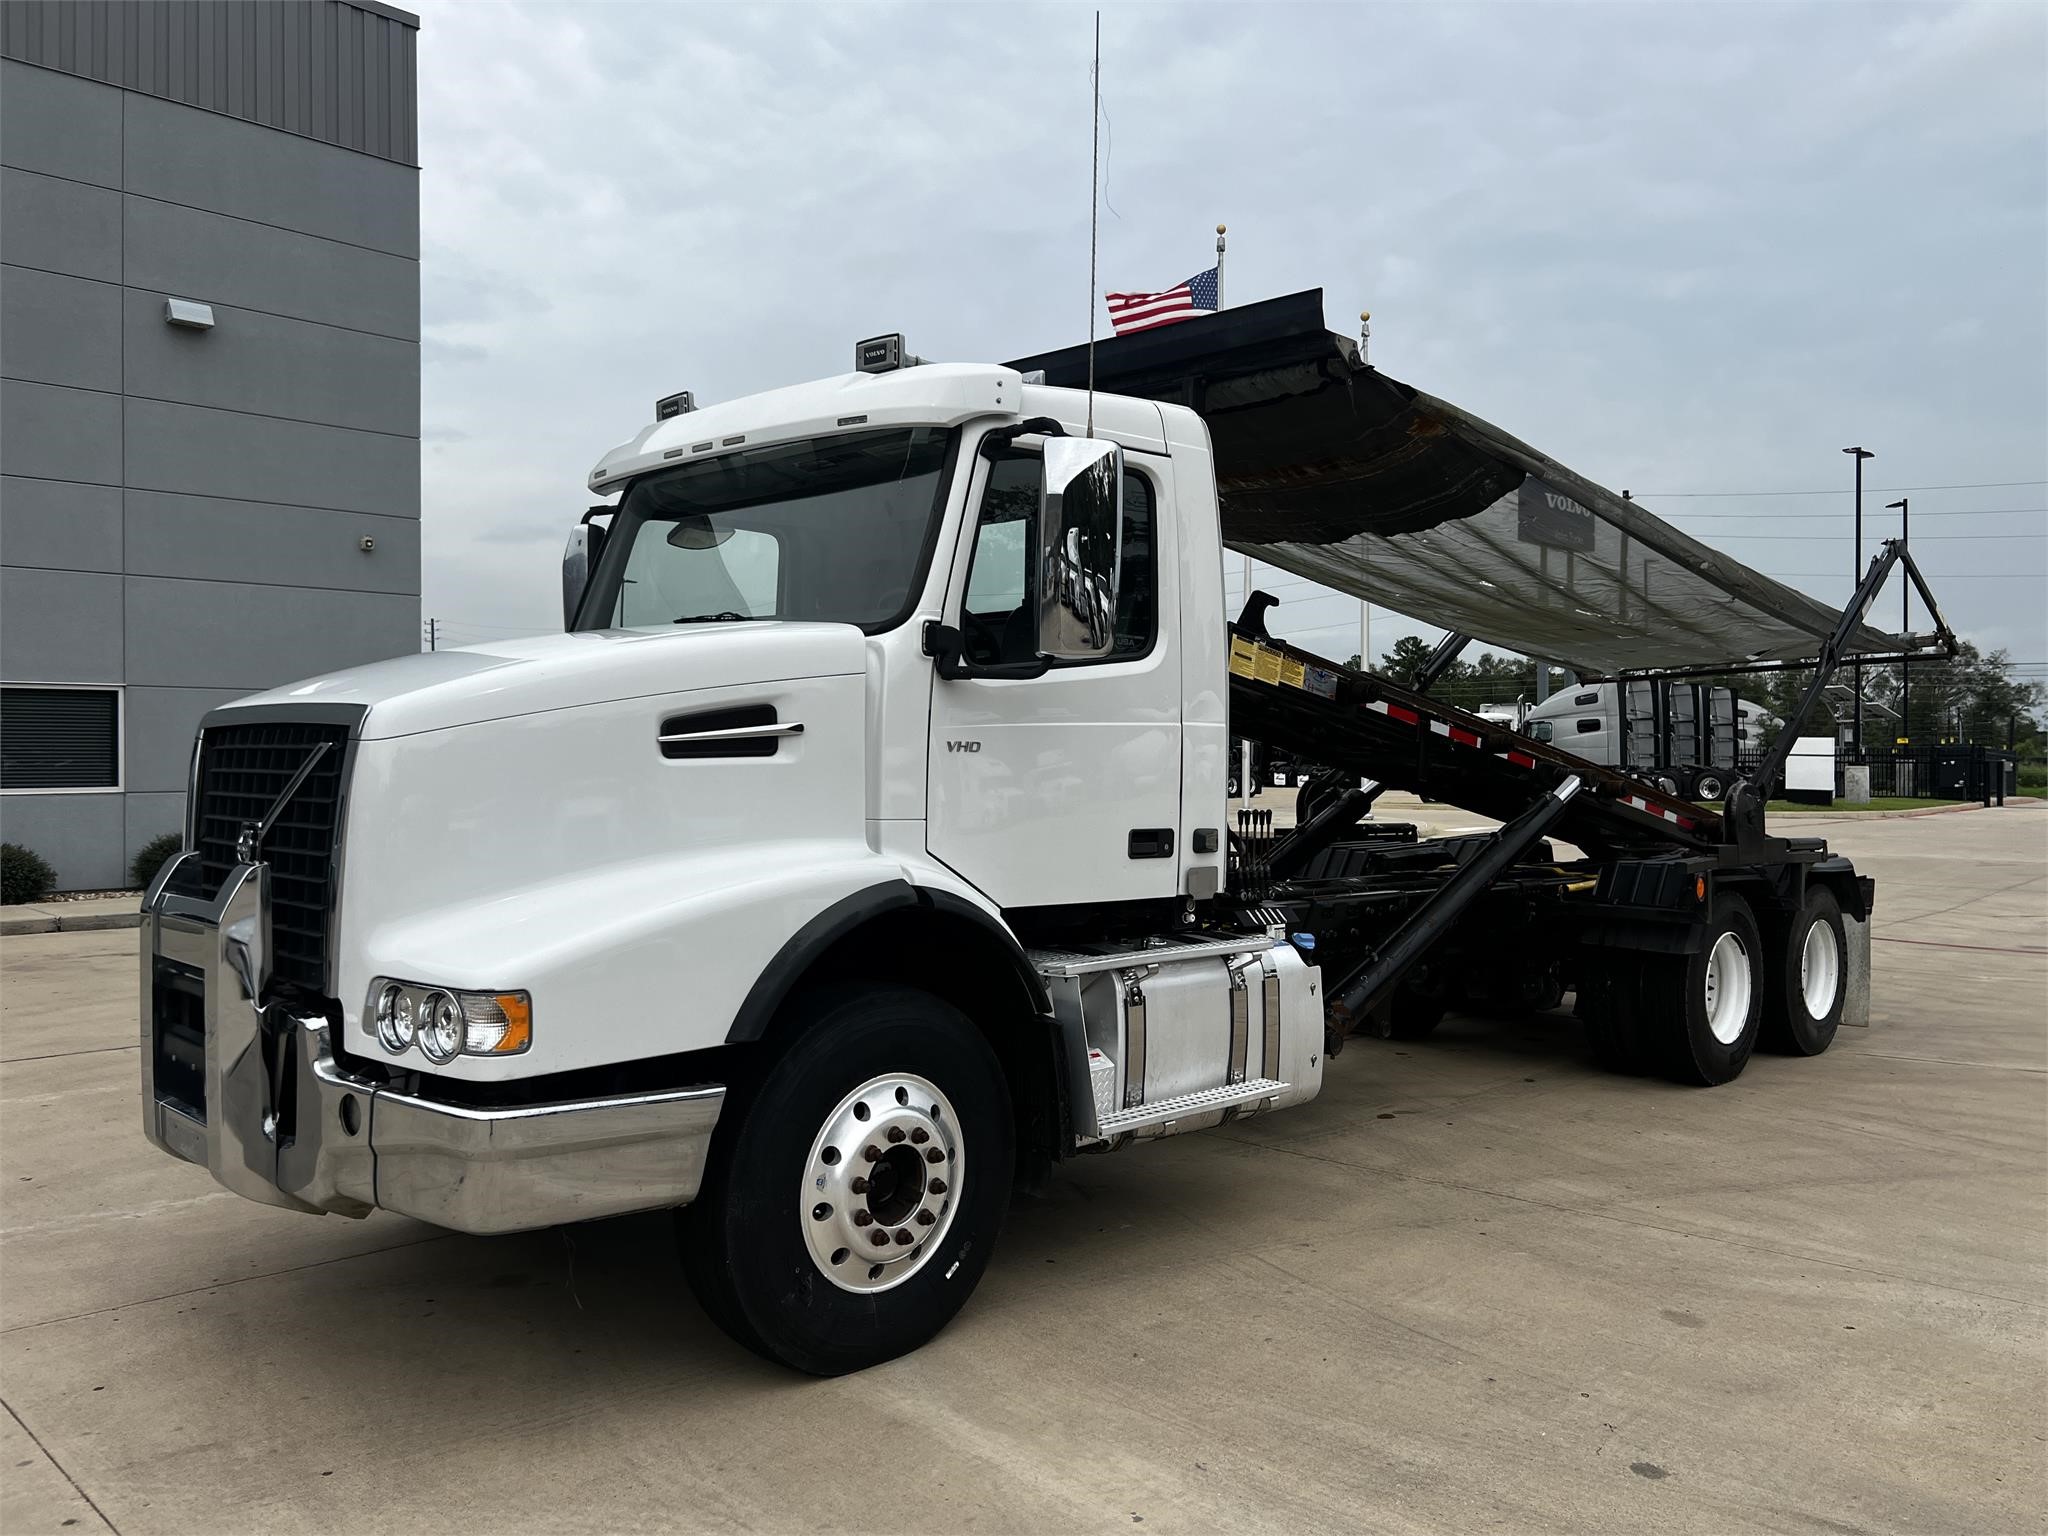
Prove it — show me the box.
[678,985,1013,1375]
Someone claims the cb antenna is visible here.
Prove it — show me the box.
[1086,9,1100,437]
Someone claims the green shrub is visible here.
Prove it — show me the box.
[130,832,187,890]
[0,843,57,906]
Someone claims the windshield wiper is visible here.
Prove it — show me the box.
[673,612,753,624]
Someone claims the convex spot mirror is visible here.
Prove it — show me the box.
[1037,437,1123,660]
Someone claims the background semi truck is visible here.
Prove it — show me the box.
[1524,679,1745,801]
[139,295,1950,1373]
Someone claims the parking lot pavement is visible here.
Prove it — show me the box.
[2,806,2042,1535]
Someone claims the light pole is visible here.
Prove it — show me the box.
[1842,446,1873,751]
[1886,496,1908,744]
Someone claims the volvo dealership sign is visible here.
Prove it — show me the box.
[1516,477,1596,552]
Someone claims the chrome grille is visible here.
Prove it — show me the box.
[194,721,350,993]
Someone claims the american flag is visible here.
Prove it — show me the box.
[1105,266,1220,335]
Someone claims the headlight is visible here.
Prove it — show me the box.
[367,980,533,1060]
[418,990,463,1064]
[374,982,414,1052]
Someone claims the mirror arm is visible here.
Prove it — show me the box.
[978,416,1067,461]
[922,622,1051,682]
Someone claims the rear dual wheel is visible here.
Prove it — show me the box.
[1580,894,1765,1085]
[1761,886,1846,1056]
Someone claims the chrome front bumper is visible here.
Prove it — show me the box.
[139,853,724,1235]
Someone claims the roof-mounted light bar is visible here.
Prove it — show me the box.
[855,333,923,374]
[655,390,696,420]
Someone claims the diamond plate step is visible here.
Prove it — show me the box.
[1095,1078,1288,1137]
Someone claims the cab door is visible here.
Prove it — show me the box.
[925,443,1181,910]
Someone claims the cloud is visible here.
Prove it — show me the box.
[409,0,2046,665]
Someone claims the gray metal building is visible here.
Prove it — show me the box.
[1,0,421,890]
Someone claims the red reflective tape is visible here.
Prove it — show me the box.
[1506,751,1536,769]
[1387,704,1421,726]
[1449,727,1482,748]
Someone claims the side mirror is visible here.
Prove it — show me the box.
[562,512,609,629]
[1037,438,1122,660]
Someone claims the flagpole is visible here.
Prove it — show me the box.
[1215,223,1226,307]
[1085,10,1100,438]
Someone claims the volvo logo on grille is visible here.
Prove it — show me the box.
[235,740,334,867]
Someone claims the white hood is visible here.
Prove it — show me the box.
[215,622,868,739]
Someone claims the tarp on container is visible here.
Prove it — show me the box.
[1010,290,1925,677]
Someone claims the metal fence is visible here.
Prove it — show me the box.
[1733,744,2018,803]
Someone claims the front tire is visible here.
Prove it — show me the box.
[1760,886,1845,1056]
[679,985,1013,1375]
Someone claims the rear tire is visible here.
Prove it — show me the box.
[1693,770,1727,802]
[678,984,1013,1375]
[1760,886,1846,1056]
[1641,894,1764,1085]
[1578,954,1651,1073]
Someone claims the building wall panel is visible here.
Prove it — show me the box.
[123,194,418,339]
[0,56,120,185]
[124,574,417,691]
[1,265,122,392]
[123,396,418,516]
[123,90,419,257]
[0,476,123,572]
[1,378,121,485]
[0,566,124,682]
[125,489,420,594]
[0,794,125,891]
[0,166,122,281]
[121,288,418,436]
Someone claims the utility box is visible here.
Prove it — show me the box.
[1842,765,1872,804]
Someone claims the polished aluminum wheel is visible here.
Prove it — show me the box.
[1799,917,1841,1019]
[801,1072,962,1295]
[1703,929,1754,1046]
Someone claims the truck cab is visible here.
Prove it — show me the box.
[139,348,1322,1374]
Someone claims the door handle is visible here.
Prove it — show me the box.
[1127,828,1174,860]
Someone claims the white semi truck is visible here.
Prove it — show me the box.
[140,297,1945,1373]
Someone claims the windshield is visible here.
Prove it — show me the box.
[576,427,956,632]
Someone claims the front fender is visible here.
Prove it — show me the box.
[341,843,919,1078]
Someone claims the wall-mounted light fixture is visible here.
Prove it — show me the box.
[163,298,215,329]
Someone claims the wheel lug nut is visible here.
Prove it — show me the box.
[916,1210,935,1226]
[850,1175,868,1193]
[929,1178,947,1194]
[894,1229,913,1245]
[873,1230,891,1246]
[854,1210,873,1226]
[910,1128,928,1144]
[863,1145,881,1162]
[886,1127,906,1143]
[924,1147,944,1164]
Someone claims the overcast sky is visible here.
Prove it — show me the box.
[408,0,2046,685]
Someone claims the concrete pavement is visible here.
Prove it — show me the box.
[1,807,2042,1534]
